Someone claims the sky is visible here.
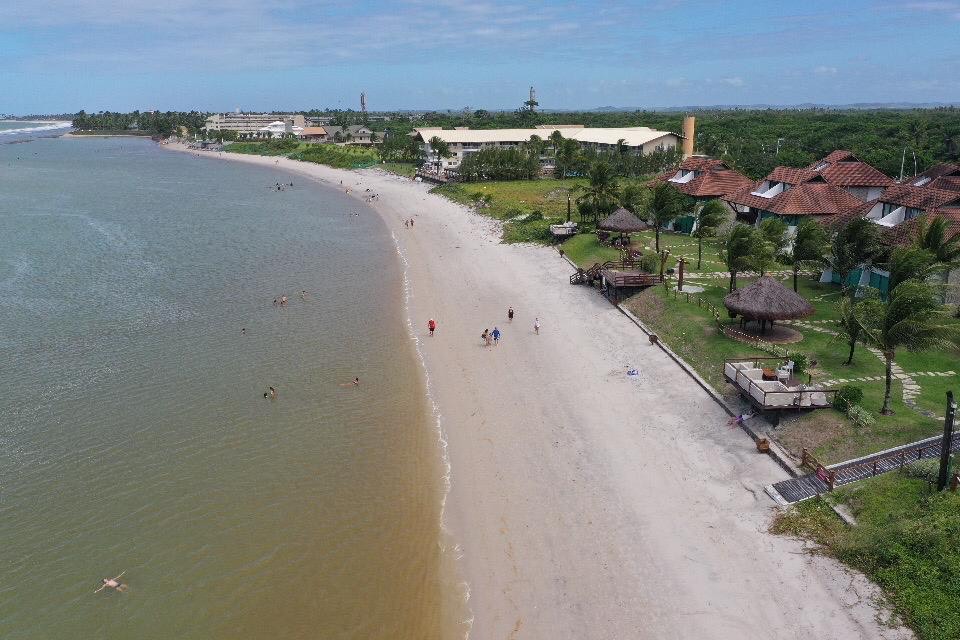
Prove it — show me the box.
[2,0,959,114]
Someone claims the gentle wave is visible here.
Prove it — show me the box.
[0,121,72,135]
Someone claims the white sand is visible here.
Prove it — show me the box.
[167,144,912,640]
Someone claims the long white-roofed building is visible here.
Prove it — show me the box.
[412,125,681,170]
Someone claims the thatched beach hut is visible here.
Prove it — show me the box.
[598,207,648,245]
[724,276,814,334]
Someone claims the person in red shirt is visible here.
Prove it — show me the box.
[428,318,436,336]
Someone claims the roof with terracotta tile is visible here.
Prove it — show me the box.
[673,169,755,198]
[765,166,820,185]
[879,184,960,210]
[678,156,730,172]
[910,163,960,191]
[805,151,894,187]
[726,181,864,216]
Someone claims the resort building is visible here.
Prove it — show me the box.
[726,173,865,234]
[204,113,306,136]
[804,150,893,201]
[908,162,960,192]
[655,156,753,232]
[322,125,381,145]
[413,125,680,170]
[862,183,960,228]
[298,127,329,142]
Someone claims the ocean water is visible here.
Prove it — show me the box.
[0,137,460,639]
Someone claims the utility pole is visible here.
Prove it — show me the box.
[937,391,956,492]
[899,147,907,182]
[775,138,784,155]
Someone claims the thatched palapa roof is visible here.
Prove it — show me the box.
[598,207,649,233]
[723,276,815,321]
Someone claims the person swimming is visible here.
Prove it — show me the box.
[95,572,126,593]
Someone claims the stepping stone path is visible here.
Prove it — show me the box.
[787,321,955,421]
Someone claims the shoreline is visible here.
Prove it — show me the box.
[162,143,911,640]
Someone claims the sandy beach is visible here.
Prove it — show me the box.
[166,144,911,640]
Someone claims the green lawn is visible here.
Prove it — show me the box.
[378,162,417,177]
[772,472,960,640]
[624,279,946,463]
[562,230,731,274]
[434,178,586,221]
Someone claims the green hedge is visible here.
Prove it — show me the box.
[290,145,380,169]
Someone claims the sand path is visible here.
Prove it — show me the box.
[168,146,910,640]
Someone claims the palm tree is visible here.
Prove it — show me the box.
[619,183,648,215]
[826,217,882,298]
[888,246,938,292]
[692,199,727,269]
[428,136,451,174]
[720,223,755,292]
[856,280,960,414]
[915,214,960,266]
[574,160,620,225]
[789,218,829,292]
[556,138,579,179]
[648,183,686,252]
[755,217,789,276]
[832,292,874,365]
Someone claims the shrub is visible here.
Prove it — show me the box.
[902,459,942,483]
[639,254,659,273]
[788,352,808,374]
[846,403,876,430]
[833,385,864,412]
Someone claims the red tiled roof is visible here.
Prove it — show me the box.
[805,151,894,187]
[911,162,960,185]
[674,169,754,198]
[678,156,730,172]
[929,176,960,193]
[880,184,960,210]
[815,150,857,164]
[765,166,819,185]
[819,199,878,229]
[727,181,864,216]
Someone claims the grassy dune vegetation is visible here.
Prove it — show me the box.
[225,140,379,168]
[773,472,960,640]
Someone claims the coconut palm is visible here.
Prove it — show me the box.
[826,216,882,297]
[915,214,960,266]
[856,280,960,414]
[719,223,755,292]
[832,291,876,365]
[619,183,648,215]
[428,136,451,173]
[789,218,829,292]
[555,138,579,179]
[574,160,620,225]
[888,246,938,292]
[648,182,686,252]
[692,199,727,269]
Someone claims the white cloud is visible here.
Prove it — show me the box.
[814,65,838,75]
[721,76,744,87]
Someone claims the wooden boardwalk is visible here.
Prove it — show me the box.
[769,432,959,504]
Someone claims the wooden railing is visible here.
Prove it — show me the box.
[801,448,837,490]
[723,357,838,411]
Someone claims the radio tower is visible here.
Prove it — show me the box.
[524,86,539,112]
[360,92,367,114]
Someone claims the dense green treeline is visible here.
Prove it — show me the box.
[66,107,960,180]
[375,108,960,179]
[72,110,208,137]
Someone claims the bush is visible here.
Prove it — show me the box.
[639,254,659,273]
[289,144,379,169]
[833,385,864,412]
[846,404,876,430]
[788,351,808,374]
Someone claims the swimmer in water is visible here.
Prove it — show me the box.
[95,572,127,593]
[339,378,360,387]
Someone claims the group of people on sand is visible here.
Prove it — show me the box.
[273,181,293,191]
[426,306,540,347]
[404,217,415,228]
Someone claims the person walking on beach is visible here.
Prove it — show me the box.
[481,329,490,346]
[428,318,436,336]
[492,326,501,345]
[507,307,514,322]
[534,317,541,334]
